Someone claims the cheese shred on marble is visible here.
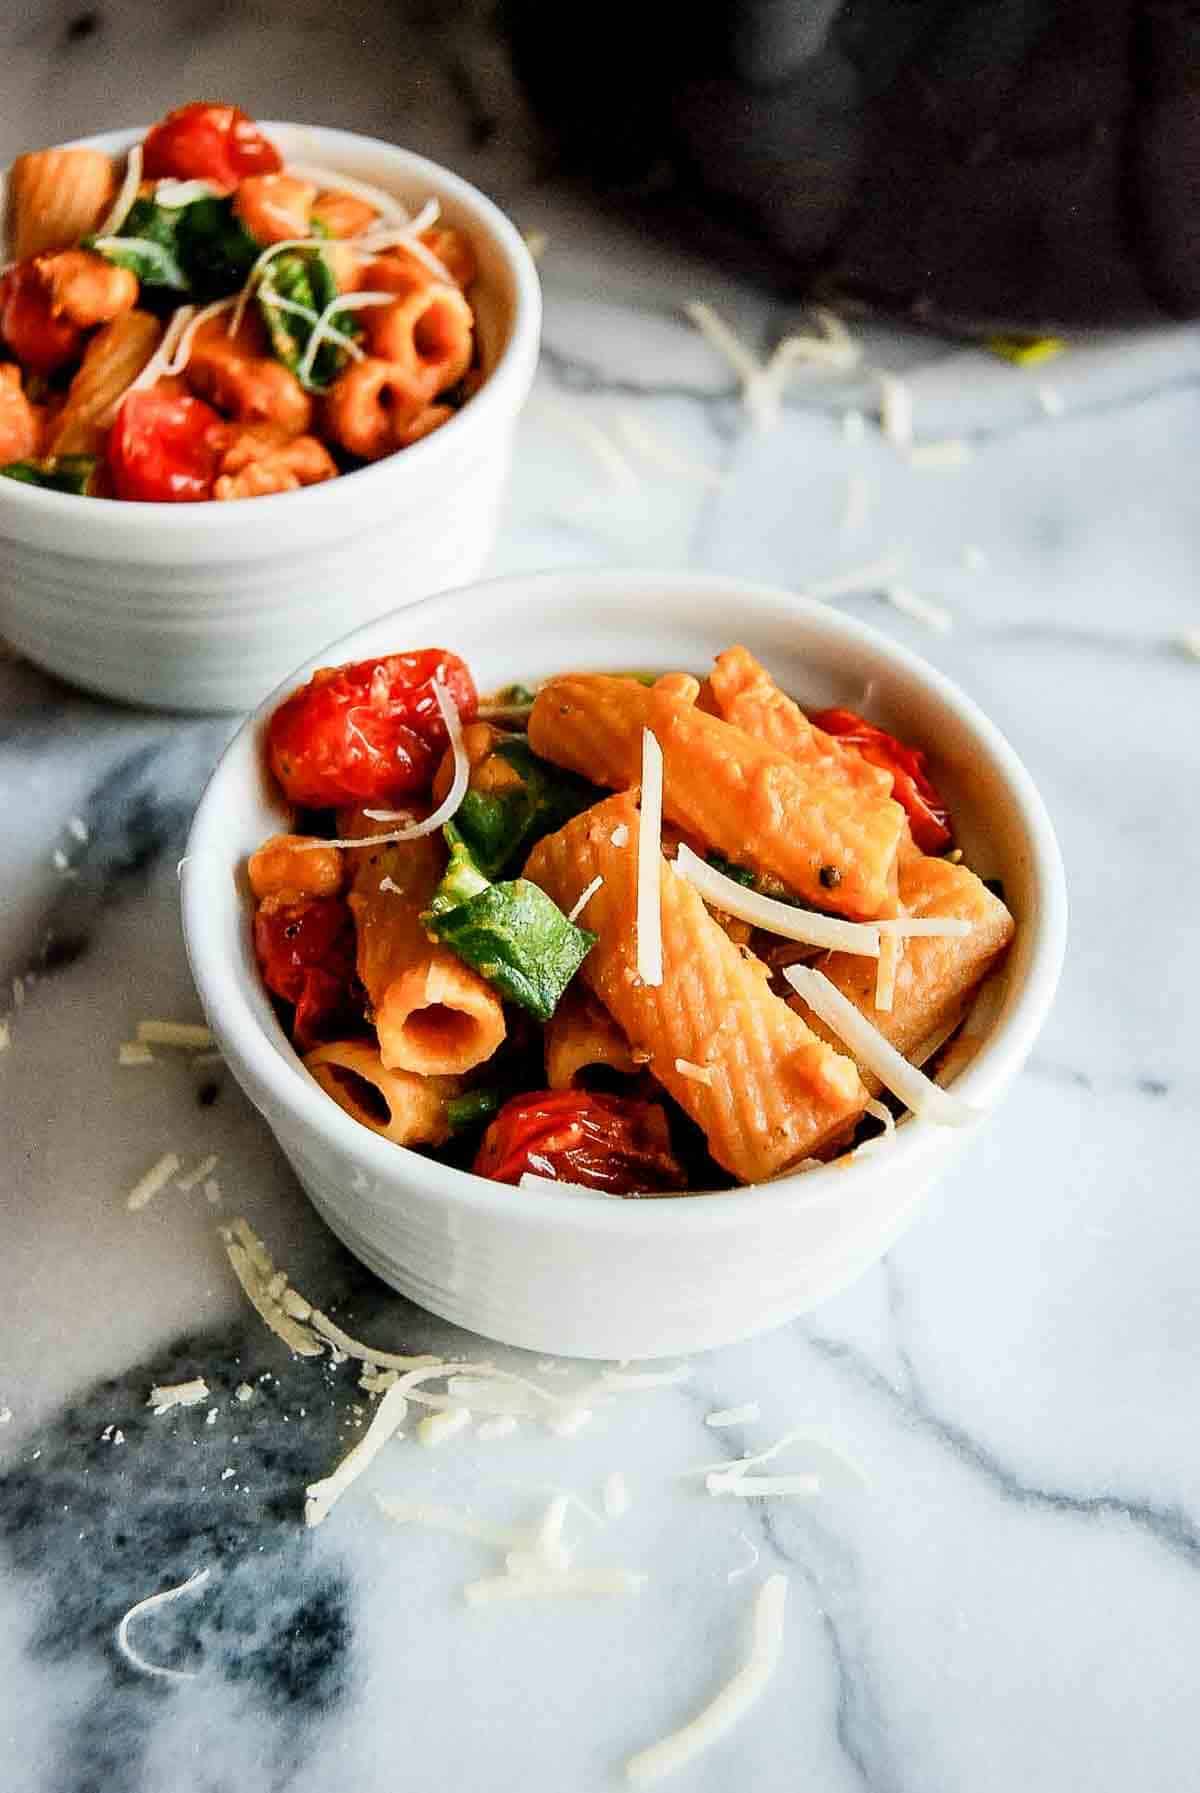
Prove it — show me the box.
[636,729,665,986]
[305,1379,410,1526]
[705,1402,760,1429]
[126,1152,182,1212]
[135,1020,214,1049]
[147,1378,209,1415]
[115,1567,210,1683]
[625,1575,789,1785]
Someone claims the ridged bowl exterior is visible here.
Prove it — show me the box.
[0,124,541,713]
[183,571,1068,1360]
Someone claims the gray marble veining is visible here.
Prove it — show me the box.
[2,13,1199,1793]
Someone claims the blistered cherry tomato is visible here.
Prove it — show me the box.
[108,390,226,502]
[0,262,81,375]
[811,706,952,853]
[266,651,478,808]
[141,102,282,189]
[474,1090,686,1195]
[253,893,359,1051]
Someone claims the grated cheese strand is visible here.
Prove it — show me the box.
[115,1566,209,1683]
[614,412,724,488]
[674,845,881,957]
[603,1471,631,1518]
[94,143,144,238]
[684,301,775,430]
[882,584,953,634]
[126,1152,182,1212]
[465,1569,646,1606]
[705,1471,821,1498]
[874,931,901,1012]
[673,1057,714,1086]
[568,874,604,923]
[311,676,467,845]
[877,373,913,448]
[375,1495,523,1551]
[294,290,396,388]
[175,1153,218,1194]
[118,1041,155,1067]
[784,963,979,1126]
[218,1221,324,1358]
[135,1020,214,1049]
[908,437,972,471]
[148,1378,209,1415]
[636,728,665,987]
[705,1402,761,1429]
[625,1575,789,1784]
[417,1406,472,1448]
[305,1380,409,1526]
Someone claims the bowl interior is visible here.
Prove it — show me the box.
[184,570,1067,1226]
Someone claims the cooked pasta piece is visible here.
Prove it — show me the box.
[311,188,379,239]
[703,646,893,798]
[364,282,474,396]
[528,676,906,920]
[544,985,639,1089]
[791,839,1014,1090]
[247,833,345,901]
[305,1040,459,1146]
[525,792,866,1182]
[47,309,163,455]
[5,147,116,261]
[340,808,506,1076]
[0,364,41,463]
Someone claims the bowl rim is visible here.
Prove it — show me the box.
[182,568,1069,1237]
[0,120,541,529]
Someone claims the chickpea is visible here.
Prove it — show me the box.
[34,250,138,329]
[0,363,41,463]
[322,356,429,461]
[233,175,317,247]
[214,433,337,500]
[248,834,345,901]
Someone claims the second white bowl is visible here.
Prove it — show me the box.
[182,569,1067,1358]
[0,122,541,712]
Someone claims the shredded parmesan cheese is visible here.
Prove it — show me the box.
[115,1567,209,1683]
[1036,384,1065,417]
[417,1406,472,1448]
[294,290,395,387]
[611,823,630,849]
[882,584,953,634]
[533,394,638,490]
[908,437,972,470]
[135,1020,214,1049]
[874,932,901,1012]
[175,1153,218,1193]
[94,143,143,238]
[705,1471,821,1498]
[706,1403,760,1429]
[614,412,724,487]
[603,1472,631,1518]
[863,1098,896,1136]
[118,1041,155,1066]
[126,1152,182,1211]
[0,1020,10,1053]
[841,408,866,444]
[375,1496,523,1551]
[636,729,665,987]
[877,373,913,448]
[674,845,881,956]
[727,1532,760,1583]
[568,875,604,923]
[799,548,907,601]
[625,1575,788,1784]
[841,470,871,535]
[784,963,979,1127]
[674,1058,714,1087]
[305,1380,409,1526]
[148,1378,209,1415]
[685,302,774,429]
[477,1415,519,1441]
[465,1569,646,1606]
[1177,629,1200,662]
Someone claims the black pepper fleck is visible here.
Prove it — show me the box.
[818,865,841,890]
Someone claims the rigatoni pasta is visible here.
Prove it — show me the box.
[5,148,117,261]
[245,639,1016,1195]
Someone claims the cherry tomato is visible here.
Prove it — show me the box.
[0,262,82,375]
[266,651,478,808]
[141,102,283,189]
[253,893,359,1051]
[811,706,952,853]
[474,1090,686,1195]
[108,390,226,502]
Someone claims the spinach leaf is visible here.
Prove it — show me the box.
[257,246,358,390]
[1,455,96,495]
[427,836,491,915]
[89,196,189,290]
[430,879,596,1022]
[173,196,260,299]
[445,1089,503,1133]
[447,739,598,881]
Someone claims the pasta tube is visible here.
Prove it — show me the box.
[525,792,866,1183]
[47,310,162,456]
[703,646,893,798]
[340,809,506,1077]
[365,283,474,396]
[544,985,639,1089]
[305,1040,459,1147]
[5,148,116,261]
[791,839,1015,1087]
[528,675,906,919]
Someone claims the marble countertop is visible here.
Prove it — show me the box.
[2,10,1199,1792]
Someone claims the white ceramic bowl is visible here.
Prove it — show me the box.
[182,570,1067,1359]
[0,123,540,713]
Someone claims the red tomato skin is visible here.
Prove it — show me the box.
[253,894,358,1051]
[474,1090,686,1195]
[108,390,226,503]
[141,102,283,188]
[811,706,953,854]
[266,652,479,808]
[0,263,81,375]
